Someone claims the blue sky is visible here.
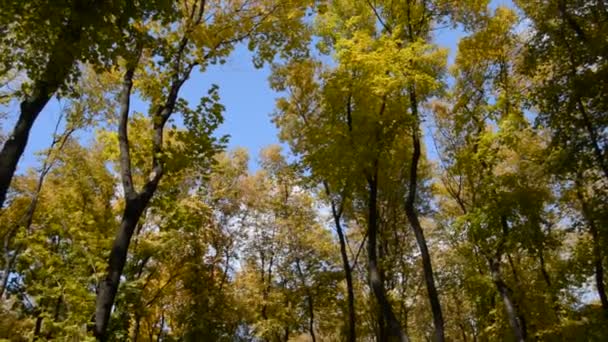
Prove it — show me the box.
[8,0,514,173]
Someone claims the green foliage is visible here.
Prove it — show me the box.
[0,0,176,96]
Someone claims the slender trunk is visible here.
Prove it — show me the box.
[133,314,141,342]
[0,97,46,208]
[53,295,62,321]
[367,172,407,342]
[261,248,275,321]
[95,200,146,340]
[378,305,386,342]
[308,295,316,342]
[338,220,356,342]
[489,258,525,342]
[156,312,164,342]
[94,4,207,337]
[577,187,608,312]
[576,99,608,180]
[1,115,72,300]
[405,89,445,342]
[34,314,44,338]
[557,4,608,181]
[94,60,141,340]
[459,323,468,342]
[324,182,356,342]
[506,254,528,336]
[589,221,608,313]
[539,250,552,289]
[0,6,83,208]
[295,259,316,342]
[0,240,19,299]
[538,249,561,320]
[404,206,445,341]
[43,295,63,339]
[95,48,172,339]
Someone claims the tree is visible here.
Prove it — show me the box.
[515,0,608,315]
[235,146,342,341]
[0,137,115,339]
[0,0,175,209]
[273,0,451,339]
[1,1,608,340]
[0,67,103,301]
[432,6,571,340]
[94,0,314,337]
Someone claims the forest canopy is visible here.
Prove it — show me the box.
[0,0,606,341]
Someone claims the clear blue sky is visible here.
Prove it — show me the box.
[9,0,513,173]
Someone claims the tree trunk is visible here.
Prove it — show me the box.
[95,200,146,340]
[590,220,608,313]
[576,98,608,181]
[378,305,386,342]
[94,60,141,340]
[94,49,172,339]
[405,89,445,342]
[460,323,468,342]
[506,254,528,337]
[404,205,445,342]
[308,294,316,342]
[34,314,44,338]
[324,182,356,342]
[0,8,83,208]
[0,98,46,207]
[133,314,141,342]
[338,219,356,342]
[0,240,19,299]
[577,187,608,312]
[295,259,317,342]
[538,248,561,320]
[489,258,526,342]
[157,312,165,342]
[367,172,408,342]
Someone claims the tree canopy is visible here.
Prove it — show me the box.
[0,0,606,341]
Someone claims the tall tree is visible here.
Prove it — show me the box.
[94,0,313,338]
[0,0,173,208]
[515,0,608,315]
[432,6,565,340]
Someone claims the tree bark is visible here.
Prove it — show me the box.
[538,248,562,320]
[367,171,408,342]
[295,259,316,342]
[405,89,445,342]
[308,295,316,342]
[95,200,147,340]
[0,236,20,299]
[577,186,608,313]
[95,55,169,339]
[506,253,528,337]
[489,258,526,342]
[34,314,44,338]
[324,182,356,342]
[133,314,141,342]
[92,19,197,332]
[590,220,608,313]
[576,98,608,181]
[0,5,84,208]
